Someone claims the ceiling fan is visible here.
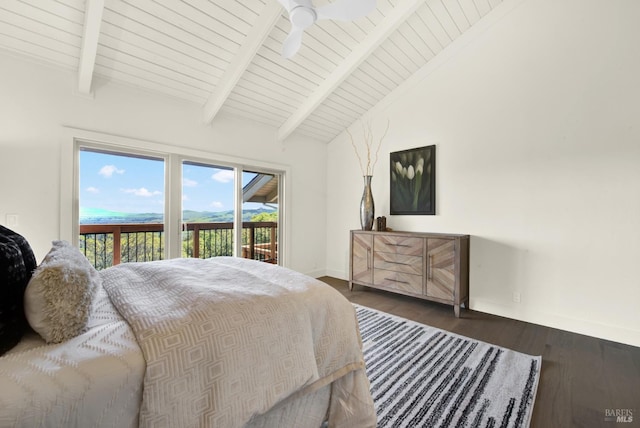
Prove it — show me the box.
[277,0,377,59]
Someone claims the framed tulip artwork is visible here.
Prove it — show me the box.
[390,145,435,215]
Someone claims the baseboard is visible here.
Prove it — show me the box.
[321,269,348,281]
[471,298,640,348]
[303,268,327,279]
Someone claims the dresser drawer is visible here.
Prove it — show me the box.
[374,252,422,275]
[373,269,422,294]
[374,235,423,256]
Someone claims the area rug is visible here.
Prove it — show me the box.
[355,305,541,428]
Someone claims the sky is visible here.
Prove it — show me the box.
[79,150,269,214]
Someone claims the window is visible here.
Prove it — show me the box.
[79,148,165,269]
[67,134,286,270]
[242,170,279,263]
[181,161,236,259]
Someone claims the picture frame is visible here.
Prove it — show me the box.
[390,145,435,215]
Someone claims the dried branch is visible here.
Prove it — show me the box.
[369,119,390,175]
[348,119,390,176]
[347,127,365,176]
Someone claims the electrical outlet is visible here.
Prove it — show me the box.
[6,214,18,228]
[512,292,521,303]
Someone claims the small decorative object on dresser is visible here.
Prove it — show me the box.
[360,175,375,230]
[349,230,470,317]
[348,119,390,231]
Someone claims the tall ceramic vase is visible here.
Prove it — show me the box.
[360,175,375,231]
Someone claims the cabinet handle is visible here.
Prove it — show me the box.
[367,247,371,270]
[390,243,411,247]
[428,255,433,280]
[385,277,410,284]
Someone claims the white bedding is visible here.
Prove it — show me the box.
[0,285,144,428]
[0,257,376,428]
[101,257,375,428]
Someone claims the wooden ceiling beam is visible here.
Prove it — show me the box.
[77,0,104,96]
[203,1,283,124]
[277,0,426,141]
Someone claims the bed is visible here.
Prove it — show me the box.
[0,232,376,428]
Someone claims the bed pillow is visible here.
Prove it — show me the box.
[24,240,101,344]
[0,226,36,356]
[0,225,37,273]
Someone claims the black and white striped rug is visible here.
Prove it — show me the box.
[355,305,541,428]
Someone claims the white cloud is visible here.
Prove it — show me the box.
[122,187,162,197]
[86,186,99,194]
[212,170,234,183]
[99,165,125,178]
[183,178,197,187]
[210,201,224,209]
[182,195,189,201]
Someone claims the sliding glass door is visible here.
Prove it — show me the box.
[78,148,165,269]
[181,162,281,264]
[75,140,285,269]
[242,170,279,264]
[181,161,236,259]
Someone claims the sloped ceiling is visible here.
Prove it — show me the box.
[0,0,503,142]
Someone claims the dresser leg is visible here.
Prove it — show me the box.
[454,304,461,318]
[349,281,353,291]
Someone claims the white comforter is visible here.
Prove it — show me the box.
[100,257,375,428]
[0,257,375,428]
[0,285,145,428]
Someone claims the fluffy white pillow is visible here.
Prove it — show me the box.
[24,240,101,344]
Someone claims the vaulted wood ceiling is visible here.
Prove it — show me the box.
[0,0,503,142]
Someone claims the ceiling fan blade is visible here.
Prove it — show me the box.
[316,0,376,21]
[282,27,304,59]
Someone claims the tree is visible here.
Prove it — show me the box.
[249,211,278,222]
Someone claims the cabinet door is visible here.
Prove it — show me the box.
[426,238,456,301]
[351,232,373,285]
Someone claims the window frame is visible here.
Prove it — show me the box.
[60,127,289,266]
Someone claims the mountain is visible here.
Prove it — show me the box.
[80,207,128,219]
[182,210,233,223]
[80,207,276,224]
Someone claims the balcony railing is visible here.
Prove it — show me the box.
[79,221,277,270]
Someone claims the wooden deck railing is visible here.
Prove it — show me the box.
[79,221,277,270]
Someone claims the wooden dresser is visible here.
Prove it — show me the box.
[349,230,470,317]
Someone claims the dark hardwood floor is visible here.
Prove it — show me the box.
[319,277,640,428]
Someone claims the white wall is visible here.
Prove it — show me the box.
[327,0,640,347]
[0,53,327,277]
